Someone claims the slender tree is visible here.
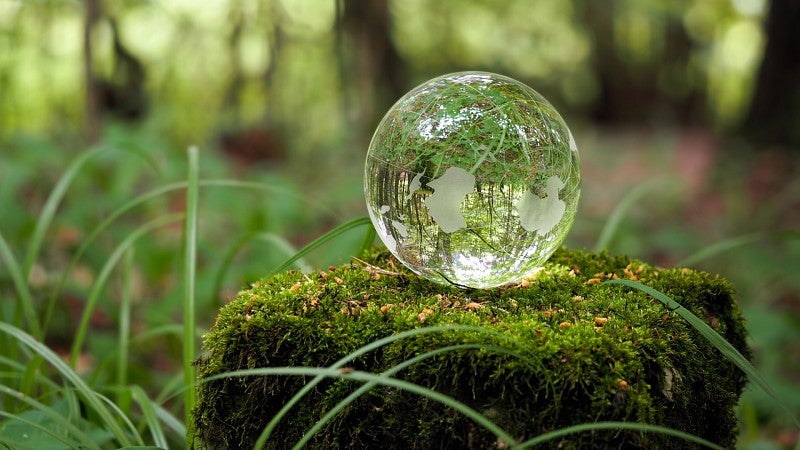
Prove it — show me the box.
[340,0,407,133]
[741,0,800,147]
[83,0,101,142]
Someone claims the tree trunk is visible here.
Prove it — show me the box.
[580,2,703,125]
[83,0,101,143]
[740,0,800,147]
[340,0,407,134]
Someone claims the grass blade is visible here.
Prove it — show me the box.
[605,278,800,429]
[69,214,183,367]
[153,403,186,443]
[182,146,200,440]
[96,392,144,446]
[117,248,134,410]
[0,231,40,338]
[200,367,517,448]
[130,385,169,449]
[21,144,160,285]
[43,181,185,336]
[201,179,340,218]
[0,410,89,449]
[210,231,308,307]
[0,322,135,446]
[42,176,343,336]
[358,223,377,256]
[22,147,107,280]
[256,324,522,445]
[516,421,725,449]
[0,356,61,393]
[0,386,103,450]
[677,230,800,267]
[157,372,189,406]
[594,178,668,252]
[44,178,335,336]
[292,344,524,449]
[269,216,372,274]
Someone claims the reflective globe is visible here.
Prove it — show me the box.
[364,72,580,288]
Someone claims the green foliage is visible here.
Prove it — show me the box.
[370,72,573,185]
[0,126,797,448]
[194,248,750,449]
[0,131,367,448]
[0,0,769,151]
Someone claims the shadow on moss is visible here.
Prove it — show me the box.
[193,248,749,449]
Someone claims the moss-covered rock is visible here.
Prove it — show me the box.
[193,248,749,449]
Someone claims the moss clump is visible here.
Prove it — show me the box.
[193,248,749,449]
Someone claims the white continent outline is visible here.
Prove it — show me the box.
[391,167,568,238]
[517,176,566,235]
[424,167,475,233]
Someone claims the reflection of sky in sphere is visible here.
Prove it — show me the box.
[416,104,489,140]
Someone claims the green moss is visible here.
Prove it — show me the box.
[193,248,749,449]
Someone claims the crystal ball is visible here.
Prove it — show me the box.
[364,71,580,288]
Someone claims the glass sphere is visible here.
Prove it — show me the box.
[364,72,580,288]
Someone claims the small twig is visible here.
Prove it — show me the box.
[351,256,405,277]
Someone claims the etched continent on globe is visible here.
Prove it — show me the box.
[423,167,475,233]
[365,72,580,288]
[517,176,566,235]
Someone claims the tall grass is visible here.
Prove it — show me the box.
[0,144,797,449]
[182,146,200,438]
[0,144,372,448]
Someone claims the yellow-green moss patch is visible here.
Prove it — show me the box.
[193,248,749,449]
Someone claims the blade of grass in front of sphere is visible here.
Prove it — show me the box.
[258,324,522,445]
[605,278,800,429]
[200,367,516,449]
[292,344,525,449]
[0,230,41,339]
[0,323,134,446]
[182,146,200,441]
[130,385,169,449]
[515,421,724,449]
[269,216,373,274]
[210,231,309,308]
[594,178,668,253]
[69,214,183,367]
[117,248,134,411]
[677,230,800,267]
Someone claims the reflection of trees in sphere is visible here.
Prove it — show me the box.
[364,72,580,288]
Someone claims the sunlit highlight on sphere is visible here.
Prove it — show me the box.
[364,71,580,288]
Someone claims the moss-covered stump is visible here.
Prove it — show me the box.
[193,248,749,449]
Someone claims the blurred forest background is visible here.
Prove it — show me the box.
[1,0,799,447]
